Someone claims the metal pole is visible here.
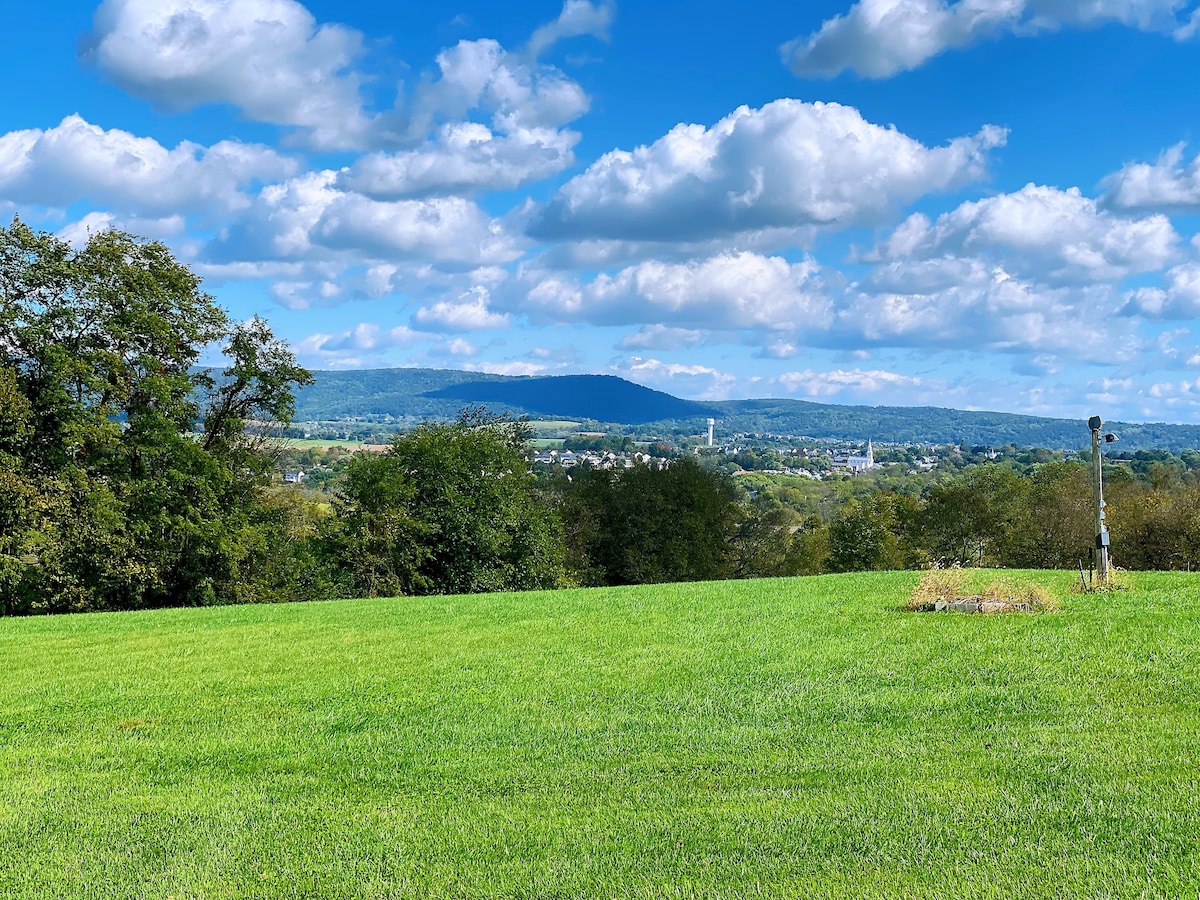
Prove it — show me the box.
[1090,422,1110,585]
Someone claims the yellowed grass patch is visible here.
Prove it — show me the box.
[909,568,1057,613]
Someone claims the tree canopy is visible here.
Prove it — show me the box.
[322,409,568,597]
[0,219,311,613]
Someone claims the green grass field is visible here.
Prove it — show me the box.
[2,572,1198,899]
[283,438,388,451]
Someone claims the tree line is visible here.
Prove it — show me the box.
[2,223,1196,615]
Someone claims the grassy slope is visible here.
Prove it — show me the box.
[1,572,1198,899]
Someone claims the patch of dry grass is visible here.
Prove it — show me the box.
[978,576,1058,612]
[906,564,970,610]
[908,567,1057,612]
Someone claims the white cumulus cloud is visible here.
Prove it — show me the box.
[611,357,740,401]
[57,211,187,248]
[1122,263,1200,317]
[404,38,590,139]
[84,0,374,150]
[414,287,512,331]
[339,123,578,199]
[0,114,296,216]
[868,183,1180,283]
[529,99,1006,242]
[783,0,1197,79]
[313,194,524,267]
[295,322,425,367]
[776,367,924,398]
[618,325,706,351]
[526,0,615,58]
[520,252,829,330]
[1102,143,1200,211]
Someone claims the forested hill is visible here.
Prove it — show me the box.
[293,368,1200,451]
[293,369,716,425]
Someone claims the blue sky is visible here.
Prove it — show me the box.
[7,1,1200,423]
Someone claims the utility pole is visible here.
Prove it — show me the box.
[1088,415,1112,585]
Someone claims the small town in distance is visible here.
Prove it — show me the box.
[277,415,1071,488]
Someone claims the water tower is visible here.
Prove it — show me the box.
[707,418,715,447]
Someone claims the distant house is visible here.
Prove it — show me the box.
[284,471,306,484]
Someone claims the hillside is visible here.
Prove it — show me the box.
[3,572,1198,898]
[292,367,1200,450]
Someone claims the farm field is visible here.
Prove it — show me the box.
[1,572,1198,899]
[283,438,389,451]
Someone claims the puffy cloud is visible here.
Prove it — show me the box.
[868,184,1180,283]
[618,325,706,351]
[611,357,740,401]
[86,0,600,156]
[202,170,521,271]
[529,100,1006,242]
[202,170,341,264]
[463,360,547,376]
[1122,263,1200,317]
[339,32,594,195]
[839,266,1136,362]
[783,0,1195,79]
[1145,377,1200,408]
[295,322,424,367]
[0,114,296,216]
[413,287,511,331]
[339,123,578,199]
[84,0,373,149]
[405,38,589,139]
[776,367,924,398]
[312,194,524,267]
[520,252,829,330]
[1101,143,1200,211]
[527,0,615,58]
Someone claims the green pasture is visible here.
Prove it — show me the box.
[283,438,387,451]
[2,572,1198,898]
[524,420,582,431]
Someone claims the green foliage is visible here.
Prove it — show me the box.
[919,465,1030,566]
[827,493,922,573]
[322,409,568,597]
[1009,461,1095,568]
[0,219,310,614]
[1110,483,1200,571]
[561,457,742,585]
[786,515,831,575]
[562,433,635,453]
[730,495,797,579]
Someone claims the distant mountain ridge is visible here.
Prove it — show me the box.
[428,374,718,425]
[292,367,1200,451]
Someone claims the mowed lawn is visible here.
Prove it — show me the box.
[2,572,1198,899]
